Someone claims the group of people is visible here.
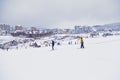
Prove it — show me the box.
[0,37,85,51]
[51,37,85,50]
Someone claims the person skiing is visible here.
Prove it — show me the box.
[80,37,84,48]
[51,40,55,50]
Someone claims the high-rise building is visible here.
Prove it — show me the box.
[0,24,10,31]
[0,24,11,35]
[15,25,23,30]
[74,26,81,34]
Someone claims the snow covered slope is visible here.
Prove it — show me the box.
[0,36,120,80]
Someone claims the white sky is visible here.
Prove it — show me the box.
[0,0,120,29]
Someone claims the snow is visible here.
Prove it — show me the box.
[0,35,120,80]
[0,36,15,44]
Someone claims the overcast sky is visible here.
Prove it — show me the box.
[0,0,120,29]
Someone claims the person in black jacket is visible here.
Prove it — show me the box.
[52,40,55,50]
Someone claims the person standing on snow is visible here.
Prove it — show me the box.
[52,40,55,50]
[80,37,84,48]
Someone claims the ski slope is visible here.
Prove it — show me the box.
[0,36,120,80]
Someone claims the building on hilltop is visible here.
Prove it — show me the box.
[74,25,93,34]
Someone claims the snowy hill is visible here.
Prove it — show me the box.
[0,35,120,80]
